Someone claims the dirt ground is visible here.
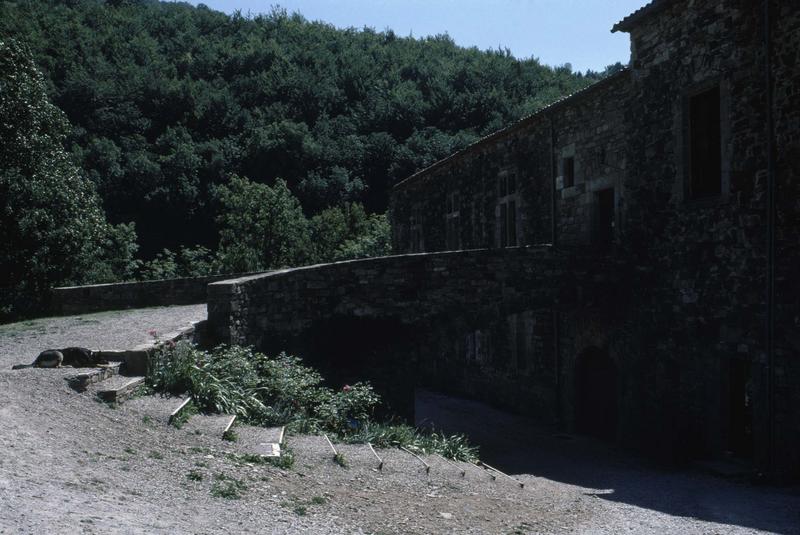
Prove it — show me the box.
[0,307,798,534]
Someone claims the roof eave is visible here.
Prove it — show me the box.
[611,0,671,33]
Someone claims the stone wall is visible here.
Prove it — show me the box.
[390,70,630,253]
[207,248,624,418]
[386,0,800,478]
[771,0,800,479]
[52,272,258,315]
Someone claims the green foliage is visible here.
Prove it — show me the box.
[139,245,215,280]
[150,341,477,461]
[333,213,391,261]
[211,473,246,499]
[343,423,478,462]
[0,39,138,318]
[308,204,391,263]
[170,400,198,429]
[332,452,348,468]
[214,176,311,271]
[0,1,604,258]
[186,470,203,481]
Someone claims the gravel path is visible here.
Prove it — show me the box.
[1,310,798,534]
[0,305,206,369]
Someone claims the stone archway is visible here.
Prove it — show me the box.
[574,346,618,440]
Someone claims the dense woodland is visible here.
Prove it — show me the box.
[0,0,621,318]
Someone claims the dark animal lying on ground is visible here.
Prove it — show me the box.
[11,347,109,370]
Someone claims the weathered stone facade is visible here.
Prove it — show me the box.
[206,0,798,479]
[207,249,622,416]
[52,272,257,315]
[388,0,800,478]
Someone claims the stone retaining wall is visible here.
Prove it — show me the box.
[51,273,260,315]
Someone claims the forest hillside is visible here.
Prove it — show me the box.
[0,0,621,316]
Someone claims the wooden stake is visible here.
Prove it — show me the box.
[469,461,495,480]
[323,434,338,456]
[434,453,465,477]
[367,442,383,470]
[478,460,525,488]
[400,446,430,474]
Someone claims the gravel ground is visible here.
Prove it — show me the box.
[0,304,207,369]
[1,309,798,534]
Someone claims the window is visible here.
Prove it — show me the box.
[688,86,722,199]
[409,205,424,252]
[498,173,516,197]
[595,188,615,249]
[562,156,575,188]
[445,191,461,250]
[497,173,518,248]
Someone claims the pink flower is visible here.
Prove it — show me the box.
[165,340,176,349]
[342,385,352,392]
[148,329,158,338]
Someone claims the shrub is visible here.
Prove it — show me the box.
[149,342,477,461]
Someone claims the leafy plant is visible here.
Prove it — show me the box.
[170,401,198,429]
[211,473,247,499]
[150,342,477,461]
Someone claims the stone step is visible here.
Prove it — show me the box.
[182,413,237,439]
[66,362,123,391]
[231,425,285,458]
[123,393,191,425]
[91,375,146,403]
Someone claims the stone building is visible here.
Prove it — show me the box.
[389,0,799,479]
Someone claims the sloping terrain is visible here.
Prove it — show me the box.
[0,307,798,534]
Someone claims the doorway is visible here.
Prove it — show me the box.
[575,347,617,440]
[728,359,753,459]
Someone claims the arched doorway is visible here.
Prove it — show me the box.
[574,347,617,440]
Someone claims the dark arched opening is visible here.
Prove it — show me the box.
[303,316,418,419]
[575,346,617,440]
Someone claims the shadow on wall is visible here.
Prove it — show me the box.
[294,315,420,419]
[415,389,800,535]
[574,346,618,440]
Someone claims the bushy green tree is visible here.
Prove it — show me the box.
[308,203,391,263]
[214,176,310,272]
[0,39,137,317]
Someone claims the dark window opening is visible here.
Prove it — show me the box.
[499,174,517,197]
[498,200,517,248]
[562,156,575,188]
[689,86,722,199]
[728,359,753,459]
[445,191,460,250]
[595,188,615,249]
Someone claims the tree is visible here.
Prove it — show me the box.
[0,39,138,317]
[214,176,310,272]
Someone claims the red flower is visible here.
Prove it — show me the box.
[148,329,158,337]
[342,384,352,392]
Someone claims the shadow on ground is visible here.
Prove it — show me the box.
[415,389,800,534]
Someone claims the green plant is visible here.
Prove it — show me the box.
[149,451,164,460]
[211,473,246,499]
[222,429,238,442]
[170,401,198,429]
[186,470,203,481]
[149,342,477,462]
[333,453,348,468]
[293,505,307,516]
[310,496,326,505]
[266,448,296,470]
